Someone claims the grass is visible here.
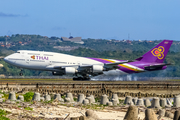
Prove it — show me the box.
[24,107,33,111]
[0,109,9,120]
[44,100,53,104]
[0,91,9,100]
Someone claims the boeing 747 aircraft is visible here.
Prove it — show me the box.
[4,40,173,80]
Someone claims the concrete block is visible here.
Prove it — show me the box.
[124,105,138,120]
[90,95,95,103]
[160,98,167,107]
[136,98,144,106]
[17,95,24,101]
[77,93,85,103]
[70,117,79,120]
[112,99,118,106]
[124,96,132,105]
[59,98,64,102]
[54,93,61,100]
[44,94,51,101]
[173,110,180,120]
[107,102,113,106]
[174,95,180,107]
[85,110,99,119]
[32,92,40,101]
[79,116,86,120]
[83,99,89,105]
[132,97,138,105]
[145,109,157,120]
[66,93,74,102]
[111,93,119,104]
[40,97,44,101]
[144,98,151,107]
[8,92,16,101]
[86,97,92,104]
[151,97,160,108]
[65,97,71,102]
[158,109,165,117]
[165,111,174,119]
[100,94,108,105]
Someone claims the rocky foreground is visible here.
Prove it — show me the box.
[0,91,180,120]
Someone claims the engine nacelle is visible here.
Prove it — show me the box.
[65,67,76,75]
[52,71,64,76]
[92,65,103,73]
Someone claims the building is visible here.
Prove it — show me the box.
[61,36,84,44]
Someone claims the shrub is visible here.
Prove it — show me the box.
[0,109,9,120]
[23,92,34,102]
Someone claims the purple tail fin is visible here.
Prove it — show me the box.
[136,40,173,63]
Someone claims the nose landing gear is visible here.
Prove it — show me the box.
[19,73,23,76]
[19,69,23,76]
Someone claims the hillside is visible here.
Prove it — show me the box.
[0,34,179,77]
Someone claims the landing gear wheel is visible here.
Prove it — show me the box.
[73,77,90,81]
[19,73,23,76]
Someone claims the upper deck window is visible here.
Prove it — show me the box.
[44,54,53,56]
[28,53,40,55]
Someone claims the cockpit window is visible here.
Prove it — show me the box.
[17,52,20,53]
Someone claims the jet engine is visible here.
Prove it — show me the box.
[65,67,76,75]
[92,65,103,73]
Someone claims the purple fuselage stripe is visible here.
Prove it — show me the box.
[88,57,140,74]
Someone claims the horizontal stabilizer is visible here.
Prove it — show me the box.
[144,63,172,70]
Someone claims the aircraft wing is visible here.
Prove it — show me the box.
[104,60,133,70]
[46,65,77,69]
[46,60,133,71]
[144,63,172,70]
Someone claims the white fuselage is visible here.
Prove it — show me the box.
[4,50,128,76]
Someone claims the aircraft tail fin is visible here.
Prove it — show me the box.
[136,40,173,63]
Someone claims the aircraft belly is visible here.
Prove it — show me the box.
[103,69,128,76]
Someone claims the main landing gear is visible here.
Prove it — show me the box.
[73,77,90,81]
[19,69,23,76]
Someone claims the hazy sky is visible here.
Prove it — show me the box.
[0,0,180,40]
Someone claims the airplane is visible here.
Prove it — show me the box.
[4,40,173,80]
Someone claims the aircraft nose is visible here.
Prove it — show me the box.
[4,56,9,63]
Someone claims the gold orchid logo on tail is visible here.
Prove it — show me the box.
[151,46,164,59]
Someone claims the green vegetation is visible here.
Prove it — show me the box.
[0,109,9,120]
[0,91,9,100]
[61,96,65,99]
[23,92,34,102]
[95,97,100,102]
[73,98,77,102]
[24,107,33,111]
[0,34,180,77]
[119,99,124,104]
[44,100,53,104]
